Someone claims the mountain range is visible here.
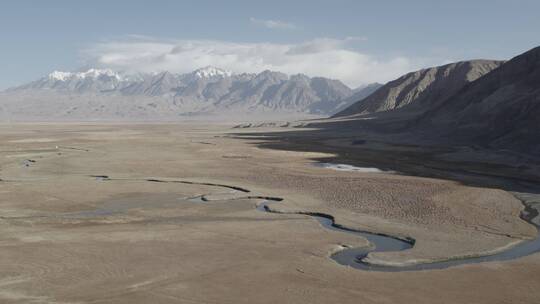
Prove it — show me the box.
[327,46,540,155]
[0,67,381,120]
[2,46,538,155]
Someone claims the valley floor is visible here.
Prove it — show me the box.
[0,123,539,303]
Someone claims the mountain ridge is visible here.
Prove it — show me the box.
[411,46,540,153]
[1,67,380,120]
[334,59,504,118]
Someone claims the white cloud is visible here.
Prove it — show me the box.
[81,37,424,88]
[249,17,298,30]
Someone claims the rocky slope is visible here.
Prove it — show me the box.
[329,83,382,115]
[412,46,540,154]
[334,60,503,117]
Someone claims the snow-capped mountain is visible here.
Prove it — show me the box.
[192,66,233,79]
[1,67,378,120]
[48,69,123,81]
[14,68,128,94]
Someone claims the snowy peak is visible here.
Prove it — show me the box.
[48,69,123,82]
[48,71,73,81]
[46,67,231,83]
[192,66,233,78]
[79,68,122,80]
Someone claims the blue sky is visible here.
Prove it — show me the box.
[1,0,539,89]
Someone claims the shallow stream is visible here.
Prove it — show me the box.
[258,199,540,272]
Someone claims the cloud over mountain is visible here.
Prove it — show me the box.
[82,37,419,88]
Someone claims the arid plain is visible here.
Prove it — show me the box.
[0,123,539,304]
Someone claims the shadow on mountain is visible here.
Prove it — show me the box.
[232,114,540,195]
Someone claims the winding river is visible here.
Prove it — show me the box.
[55,176,540,271]
[257,198,540,272]
[6,146,539,272]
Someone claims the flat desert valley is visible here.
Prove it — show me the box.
[0,123,538,303]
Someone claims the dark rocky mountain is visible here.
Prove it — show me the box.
[412,46,540,154]
[334,60,503,117]
[307,46,539,156]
